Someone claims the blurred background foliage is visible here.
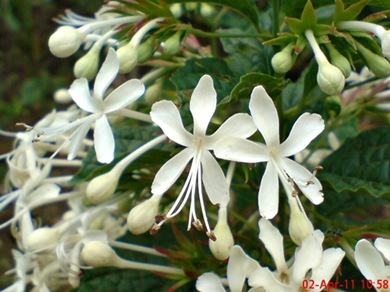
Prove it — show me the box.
[0,0,102,288]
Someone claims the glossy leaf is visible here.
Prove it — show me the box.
[319,128,390,198]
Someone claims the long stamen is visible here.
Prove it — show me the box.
[197,157,212,234]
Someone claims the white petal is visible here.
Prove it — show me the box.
[375,238,390,262]
[310,248,345,291]
[67,122,91,160]
[249,86,280,147]
[292,230,323,283]
[355,239,386,281]
[27,183,61,205]
[228,245,260,292]
[201,150,229,206]
[258,162,280,219]
[69,79,102,113]
[281,158,324,204]
[151,148,194,195]
[248,268,290,292]
[258,218,288,273]
[207,113,257,147]
[104,79,145,113]
[196,273,226,292]
[93,48,119,101]
[190,75,217,137]
[279,113,324,157]
[94,115,115,164]
[150,100,193,147]
[214,137,269,163]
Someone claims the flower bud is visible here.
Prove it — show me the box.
[200,4,215,18]
[86,171,119,204]
[271,44,294,74]
[48,26,85,58]
[81,240,117,267]
[144,80,162,105]
[116,42,138,74]
[209,207,234,260]
[163,31,182,56]
[288,198,314,245]
[74,50,100,80]
[53,88,72,104]
[326,44,351,78]
[357,42,390,78]
[26,227,60,252]
[137,37,155,63]
[127,194,161,235]
[317,62,345,95]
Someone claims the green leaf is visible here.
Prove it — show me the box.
[301,0,318,28]
[219,28,274,76]
[170,58,234,102]
[227,73,287,105]
[72,124,162,183]
[165,0,259,30]
[344,0,390,8]
[334,0,369,23]
[319,128,390,198]
[75,268,175,292]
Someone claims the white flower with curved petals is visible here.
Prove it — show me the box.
[214,86,325,219]
[67,48,145,163]
[197,219,344,292]
[150,74,256,236]
[355,238,390,291]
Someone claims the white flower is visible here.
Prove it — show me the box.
[196,272,226,292]
[197,219,345,292]
[249,219,345,291]
[150,74,256,235]
[219,219,345,292]
[355,238,390,291]
[214,86,324,219]
[304,30,345,95]
[39,48,145,163]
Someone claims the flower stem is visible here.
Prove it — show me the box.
[109,240,166,257]
[114,108,152,123]
[116,258,185,276]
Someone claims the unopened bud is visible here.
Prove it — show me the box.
[116,42,138,74]
[86,171,119,204]
[48,26,85,58]
[357,42,390,78]
[288,198,314,245]
[271,44,295,74]
[144,80,162,105]
[53,88,72,104]
[209,207,234,260]
[26,227,60,252]
[74,50,99,80]
[200,4,215,18]
[317,61,345,95]
[164,31,182,56]
[326,44,351,78]
[81,240,117,267]
[127,194,161,235]
[137,37,155,63]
